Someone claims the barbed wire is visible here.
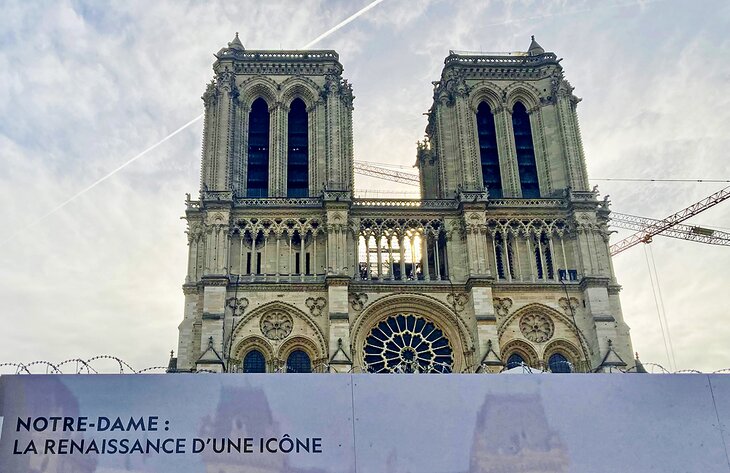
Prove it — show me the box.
[2,357,730,375]
[0,356,169,375]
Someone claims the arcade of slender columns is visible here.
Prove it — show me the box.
[356,229,446,281]
[227,229,321,280]
[488,229,573,282]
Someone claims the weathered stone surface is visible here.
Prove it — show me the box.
[176,37,633,375]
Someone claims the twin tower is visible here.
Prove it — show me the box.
[173,35,634,375]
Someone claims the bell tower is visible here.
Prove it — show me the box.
[418,36,590,200]
[199,33,354,199]
[177,34,355,372]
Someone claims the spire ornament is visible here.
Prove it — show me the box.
[228,32,245,51]
[528,35,545,56]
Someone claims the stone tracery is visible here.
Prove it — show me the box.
[519,312,554,343]
[363,313,453,374]
[356,217,448,281]
[485,217,571,281]
[176,37,635,376]
[260,311,293,340]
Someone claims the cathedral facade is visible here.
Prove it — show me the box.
[174,35,633,374]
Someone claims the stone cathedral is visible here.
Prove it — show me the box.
[174,35,634,375]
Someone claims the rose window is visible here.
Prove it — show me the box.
[364,314,453,373]
[260,311,293,340]
[519,313,554,343]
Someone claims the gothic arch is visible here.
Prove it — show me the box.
[351,293,474,372]
[278,336,325,366]
[503,83,541,111]
[230,301,328,361]
[468,81,504,112]
[232,335,274,369]
[543,339,582,367]
[279,77,321,110]
[239,76,279,110]
[498,302,591,358]
[500,339,539,367]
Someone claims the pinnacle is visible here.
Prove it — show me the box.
[528,35,545,56]
[228,32,245,51]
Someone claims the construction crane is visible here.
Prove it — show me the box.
[609,212,730,248]
[352,160,730,255]
[609,185,730,255]
[353,161,421,185]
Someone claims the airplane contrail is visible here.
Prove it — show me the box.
[0,113,204,245]
[5,1,386,246]
[301,0,385,49]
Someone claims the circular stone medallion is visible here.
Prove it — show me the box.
[519,313,554,343]
[260,311,293,340]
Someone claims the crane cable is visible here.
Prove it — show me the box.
[643,244,677,371]
[648,244,677,371]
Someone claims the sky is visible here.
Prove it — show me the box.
[0,0,728,373]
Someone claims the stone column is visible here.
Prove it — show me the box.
[269,102,286,197]
[376,233,383,279]
[494,107,521,197]
[399,234,406,280]
[434,234,441,280]
[421,233,430,281]
[556,87,590,191]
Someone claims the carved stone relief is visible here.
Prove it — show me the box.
[559,297,580,316]
[260,311,293,340]
[305,297,327,317]
[493,297,513,318]
[349,293,368,311]
[447,293,468,313]
[226,297,249,317]
[519,313,554,343]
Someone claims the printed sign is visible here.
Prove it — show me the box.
[1,374,729,472]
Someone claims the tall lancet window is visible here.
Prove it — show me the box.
[247,98,270,198]
[287,98,309,198]
[512,102,539,198]
[476,102,502,198]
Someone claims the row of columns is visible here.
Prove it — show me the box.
[489,231,571,282]
[227,231,321,280]
[356,232,445,281]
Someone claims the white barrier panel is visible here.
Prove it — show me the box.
[0,374,729,472]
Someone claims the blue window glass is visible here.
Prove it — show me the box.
[506,353,525,370]
[243,349,266,373]
[286,350,311,373]
[476,102,502,198]
[511,102,540,198]
[287,98,309,197]
[549,353,572,373]
[247,98,270,198]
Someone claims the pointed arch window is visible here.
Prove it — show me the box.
[247,98,270,198]
[243,349,266,373]
[512,102,539,198]
[533,231,554,280]
[286,350,311,373]
[287,98,309,198]
[506,353,526,370]
[476,102,502,198]
[494,232,514,280]
[548,353,572,373]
